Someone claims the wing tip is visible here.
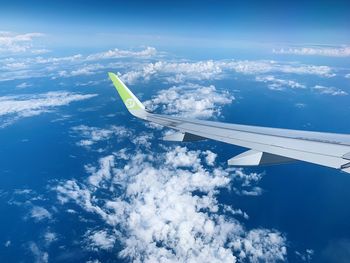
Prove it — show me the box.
[108,72,147,119]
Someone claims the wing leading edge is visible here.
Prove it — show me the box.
[108,72,350,174]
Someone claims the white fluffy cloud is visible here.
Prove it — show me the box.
[86,230,116,250]
[273,46,350,57]
[144,83,234,118]
[312,85,348,96]
[0,91,97,127]
[120,60,223,84]
[55,145,287,263]
[255,75,305,90]
[228,168,264,196]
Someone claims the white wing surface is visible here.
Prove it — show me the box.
[109,72,350,173]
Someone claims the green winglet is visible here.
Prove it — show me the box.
[108,72,145,110]
[108,72,147,119]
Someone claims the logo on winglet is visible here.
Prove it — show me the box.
[125,98,136,109]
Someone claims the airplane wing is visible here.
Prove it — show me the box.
[108,72,350,174]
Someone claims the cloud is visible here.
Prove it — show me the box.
[86,46,157,60]
[85,155,115,187]
[0,91,97,127]
[131,133,154,148]
[234,229,287,262]
[144,83,234,118]
[85,230,116,250]
[312,85,348,96]
[0,31,45,54]
[273,46,350,57]
[228,168,264,196]
[295,249,314,262]
[29,206,52,222]
[345,73,350,79]
[16,82,32,88]
[120,60,335,84]
[255,75,305,90]
[0,46,158,82]
[224,60,334,77]
[119,60,227,84]
[43,231,57,246]
[295,103,306,108]
[0,43,335,84]
[256,76,347,95]
[276,64,335,77]
[28,242,48,263]
[71,125,132,147]
[3,62,28,70]
[58,64,104,77]
[54,145,287,263]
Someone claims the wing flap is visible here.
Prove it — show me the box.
[228,150,295,166]
[163,132,205,142]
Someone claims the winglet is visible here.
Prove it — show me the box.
[108,72,147,119]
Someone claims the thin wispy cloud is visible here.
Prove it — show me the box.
[71,125,132,147]
[29,206,52,222]
[0,91,97,127]
[28,242,49,263]
[16,82,32,89]
[86,46,157,60]
[273,46,350,57]
[0,31,46,54]
[0,46,158,81]
[312,85,348,96]
[58,64,104,77]
[255,75,305,90]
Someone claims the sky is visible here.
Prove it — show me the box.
[1,0,350,49]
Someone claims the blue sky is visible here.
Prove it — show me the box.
[1,0,350,48]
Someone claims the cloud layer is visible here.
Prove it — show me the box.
[55,143,287,263]
[120,60,335,84]
[0,91,97,127]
